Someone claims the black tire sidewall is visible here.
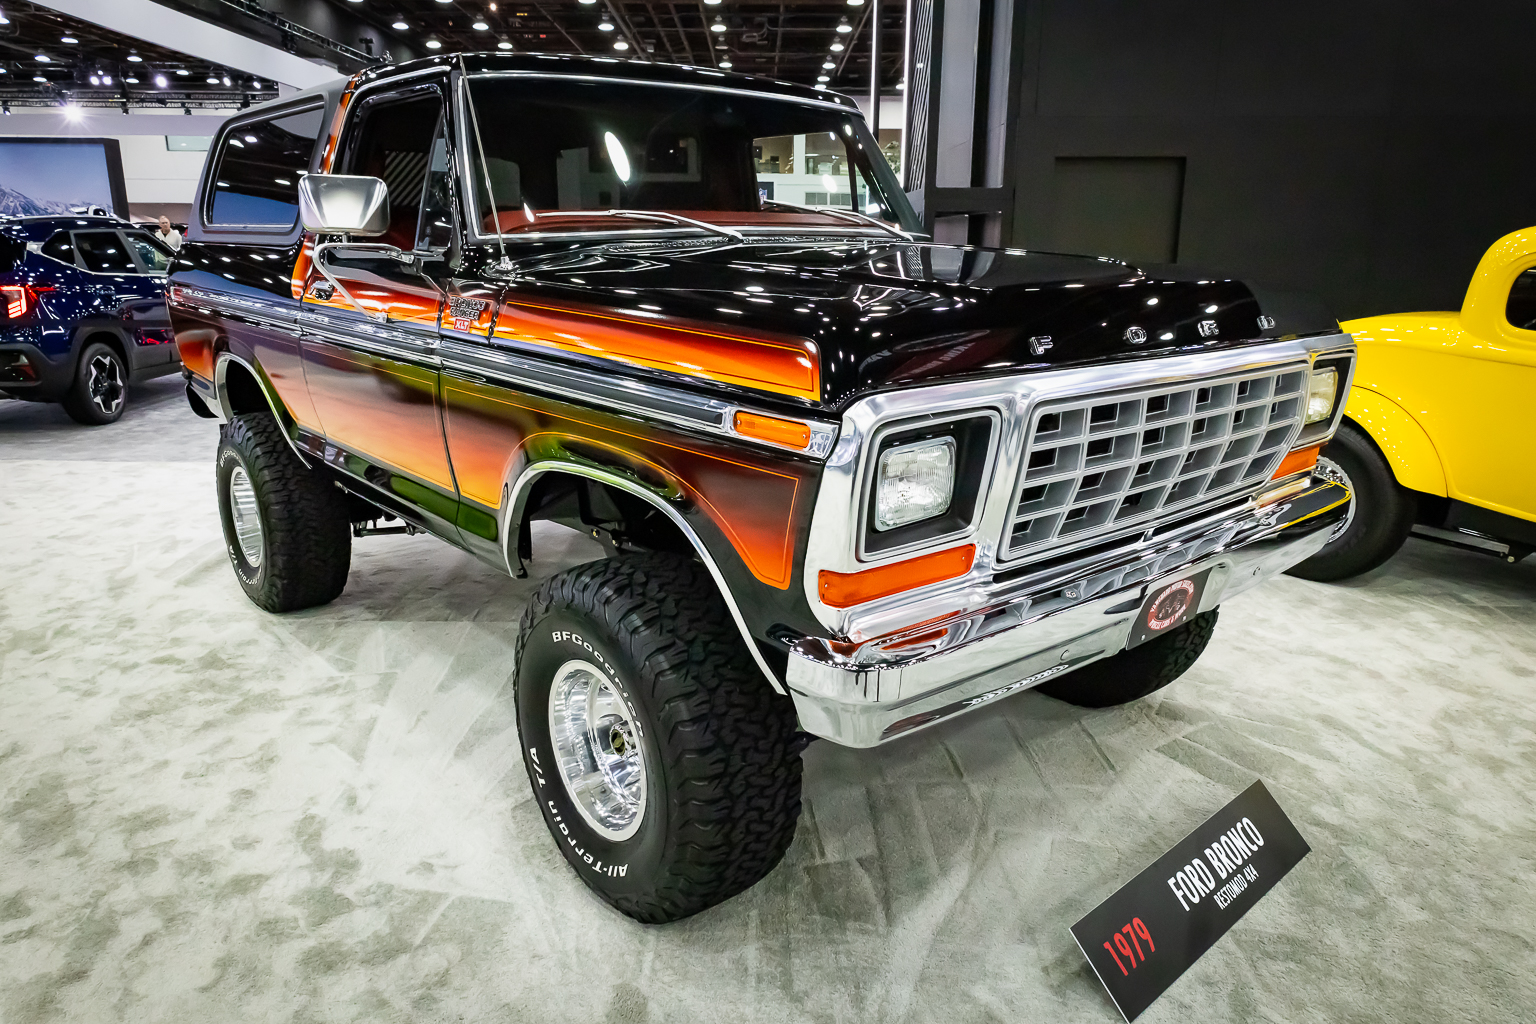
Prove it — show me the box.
[1292,422,1413,579]
[216,431,269,602]
[516,606,672,901]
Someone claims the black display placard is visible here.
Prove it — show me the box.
[1069,780,1310,1021]
[1127,567,1213,649]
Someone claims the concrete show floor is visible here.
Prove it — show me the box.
[2,385,1534,1023]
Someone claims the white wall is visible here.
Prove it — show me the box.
[114,135,209,205]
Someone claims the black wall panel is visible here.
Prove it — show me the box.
[1009,0,1536,320]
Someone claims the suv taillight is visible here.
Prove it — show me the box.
[2,285,51,320]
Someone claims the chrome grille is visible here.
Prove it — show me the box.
[1001,362,1309,561]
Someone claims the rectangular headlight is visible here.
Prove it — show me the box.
[1304,367,1338,424]
[875,437,956,530]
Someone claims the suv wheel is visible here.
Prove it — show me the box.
[1035,609,1219,708]
[216,412,352,612]
[1286,421,1415,582]
[62,342,127,425]
[514,554,803,923]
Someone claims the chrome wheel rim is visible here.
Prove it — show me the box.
[86,353,124,416]
[228,466,265,568]
[1315,454,1356,540]
[547,659,646,841]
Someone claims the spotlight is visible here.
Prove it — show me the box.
[391,19,408,29]
[62,102,83,121]
[711,16,726,32]
[89,74,100,85]
[155,74,168,87]
[473,20,489,30]
[222,75,231,86]
[599,18,614,31]
[613,40,628,50]
[103,75,112,85]
[425,37,442,49]
[251,79,263,89]
[836,17,852,33]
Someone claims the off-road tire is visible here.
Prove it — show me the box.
[1286,420,1415,582]
[1035,609,1219,708]
[61,341,127,425]
[514,554,803,923]
[216,411,351,612]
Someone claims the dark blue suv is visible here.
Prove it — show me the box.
[0,215,177,424]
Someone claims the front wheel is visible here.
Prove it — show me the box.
[216,412,352,612]
[1036,609,1219,708]
[514,554,803,923]
[61,341,127,425]
[1286,421,1415,582]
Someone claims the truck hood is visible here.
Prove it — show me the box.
[500,237,1339,411]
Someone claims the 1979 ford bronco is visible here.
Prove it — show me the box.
[171,54,1354,922]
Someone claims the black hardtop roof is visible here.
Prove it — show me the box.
[238,51,861,123]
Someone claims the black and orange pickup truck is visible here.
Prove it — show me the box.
[171,54,1354,922]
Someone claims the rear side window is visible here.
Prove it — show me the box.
[207,105,326,227]
[1506,267,1536,331]
[40,230,77,267]
[75,231,136,274]
[124,231,172,273]
[0,235,23,273]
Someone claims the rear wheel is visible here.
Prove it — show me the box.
[1036,610,1219,708]
[1286,421,1415,582]
[61,342,127,425]
[514,554,803,923]
[216,412,352,612]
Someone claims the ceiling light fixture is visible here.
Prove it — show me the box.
[830,41,844,51]
[719,59,732,68]
[62,103,83,121]
[33,75,47,83]
[127,53,142,62]
[35,54,51,62]
[61,35,78,44]
[176,69,189,75]
[473,19,489,30]
[391,19,408,29]
[578,0,596,4]
[848,0,865,5]
[497,37,513,49]
[425,37,442,49]
[817,75,829,82]
[154,74,168,87]
[89,74,100,85]
[599,18,614,30]
[124,76,138,84]
[836,17,853,33]
[814,83,827,91]
[711,16,726,32]
[822,60,835,69]
[103,74,112,85]
[613,40,629,50]
[0,9,8,26]
[896,81,906,90]
[206,75,219,84]
[704,0,722,4]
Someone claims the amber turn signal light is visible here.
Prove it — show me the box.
[818,544,976,608]
[733,410,811,450]
[1270,444,1321,481]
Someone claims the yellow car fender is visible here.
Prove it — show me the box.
[1342,385,1447,497]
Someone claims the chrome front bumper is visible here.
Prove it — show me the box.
[786,476,1349,747]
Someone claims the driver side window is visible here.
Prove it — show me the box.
[1506,266,1536,331]
[343,89,446,252]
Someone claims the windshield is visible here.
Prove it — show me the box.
[464,77,918,237]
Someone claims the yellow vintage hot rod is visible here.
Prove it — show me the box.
[1291,227,1536,580]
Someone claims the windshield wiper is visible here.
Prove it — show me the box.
[762,200,911,241]
[524,209,743,241]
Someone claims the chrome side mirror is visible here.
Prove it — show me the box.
[297,174,390,236]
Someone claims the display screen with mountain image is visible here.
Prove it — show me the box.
[0,139,127,218]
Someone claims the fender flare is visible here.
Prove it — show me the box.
[213,352,313,466]
[503,460,787,694]
[1342,385,1446,496]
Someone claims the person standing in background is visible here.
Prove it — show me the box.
[155,216,182,251]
